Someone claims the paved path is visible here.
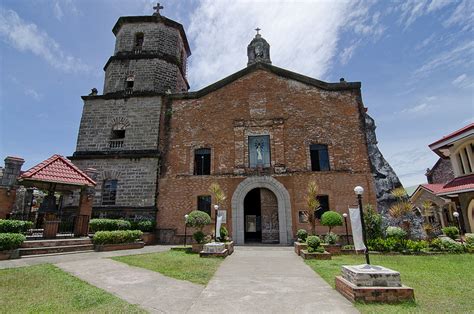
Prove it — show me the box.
[56,258,203,313]
[188,246,358,314]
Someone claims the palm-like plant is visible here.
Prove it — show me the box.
[391,187,408,200]
[389,201,412,218]
[302,181,320,235]
[209,183,226,207]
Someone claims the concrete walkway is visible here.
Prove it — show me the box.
[188,246,358,314]
[56,258,203,313]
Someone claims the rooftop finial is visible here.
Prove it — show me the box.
[153,2,164,16]
[255,27,261,35]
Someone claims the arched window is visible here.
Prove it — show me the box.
[454,141,474,175]
[102,179,118,205]
[134,33,144,53]
[110,123,126,149]
[125,75,134,94]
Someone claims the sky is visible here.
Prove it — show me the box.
[0,0,473,187]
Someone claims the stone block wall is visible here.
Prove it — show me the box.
[75,96,161,152]
[427,158,455,184]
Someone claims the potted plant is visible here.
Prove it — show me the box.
[0,233,25,260]
[300,235,331,260]
[294,229,308,256]
[320,211,343,254]
[186,210,211,253]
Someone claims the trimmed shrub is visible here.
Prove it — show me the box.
[89,219,131,232]
[320,211,343,233]
[368,238,399,252]
[193,231,206,244]
[342,245,354,250]
[364,205,383,240]
[307,235,321,248]
[296,229,308,242]
[440,237,464,253]
[186,210,211,231]
[92,230,143,245]
[465,233,474,253]
[218,226,228,241]
[324,232,339,245]
[386,226,407,240]
[429,238,443,251]
[442,226,459,240]
[406,240,428,252]
[0,233,26,251]
[0,219,33,234]
[130,219,155,232]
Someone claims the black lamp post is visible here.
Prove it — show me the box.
[453,211,464,245]
[184,214,189,247]
[343,213,349,246]
[214,204,219,242]
[354,186,370,265]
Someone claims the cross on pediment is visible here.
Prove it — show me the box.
[255,27,261,35]
[153,2,164,15]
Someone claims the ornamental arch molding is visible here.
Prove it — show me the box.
[231,176,292,245]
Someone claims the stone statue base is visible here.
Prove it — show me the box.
[336,265,414,303]
[199,242,228,258]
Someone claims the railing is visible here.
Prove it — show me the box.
[109,139,124,149]
[133,46,142,54]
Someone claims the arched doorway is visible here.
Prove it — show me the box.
[244,188,279,244]
[468,199,474,233]
[231,176,292,245]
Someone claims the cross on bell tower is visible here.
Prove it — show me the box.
[153,2,164,16]
[255,27,261,35]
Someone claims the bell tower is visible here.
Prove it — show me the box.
[247,28,271,66]
[103,3,191,95]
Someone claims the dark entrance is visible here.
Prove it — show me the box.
[244,188,279,244]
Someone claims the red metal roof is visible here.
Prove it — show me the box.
[20,154,96,187]
[429,123,474,148]
[436,174,474,196]
[420,183,445,194]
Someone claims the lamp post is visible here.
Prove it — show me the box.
[184,214,189,247]
[354,186,370,265]
[214,204,219,242]
[453,211,464,245]
[343,213,349,246]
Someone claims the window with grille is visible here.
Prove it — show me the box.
[102,179,118,205]
[194,148,211,175]
[197,195,211,216]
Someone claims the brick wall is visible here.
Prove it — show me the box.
[157,68,376,239]
[75,96,161,152]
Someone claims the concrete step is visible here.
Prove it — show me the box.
[19,244,94,256]
[21,238,92,248]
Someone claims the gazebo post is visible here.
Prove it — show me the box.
[74,187,94,237]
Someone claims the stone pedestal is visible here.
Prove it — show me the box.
[336,265,414,303]
[199,242,228,258]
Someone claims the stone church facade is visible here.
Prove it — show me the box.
[71,9,400,245]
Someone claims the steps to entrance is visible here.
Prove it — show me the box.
[19,238,94,257]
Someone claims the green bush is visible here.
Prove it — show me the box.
[324,232,339,245]
[308,246,325,253]
[89,219,131,232]
[386,226,407,240]
[92,230,143,245]
[306,235,321,250]
[0,219,33,234]
[406,240,428,252]
[296,229,308,242]
[429,238,443,251]
[129,219,155,232]
[442,226,459,240]
[440,237,464,253]
[368,237,399,252]
[320,211,343,232]
[0,233,26,251]
[193,231,206,244]
[218,226,228,241]
[186,210,211,231]
[364,205,383,240]
[342,245,354,250]
[465,233,474,245]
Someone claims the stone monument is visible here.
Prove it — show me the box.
[336,264,414,303]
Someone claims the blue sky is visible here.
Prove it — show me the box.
[0,0,473,187]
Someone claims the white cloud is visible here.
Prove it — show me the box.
[444,0,473,31]
[427,0,452,12]
[53,2,64,21]
[0,8,90,73]
[413,41,474,78]
[340,42,359,65]
[452,73,467,85]
[24,88,42,101]
[401,103,429,114]
[186,0,380,89]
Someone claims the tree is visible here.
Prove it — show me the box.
[364,204,382,240]
[209,183,226,207]
[320,211,343,233]
[302,181,320,235]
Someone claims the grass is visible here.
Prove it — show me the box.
[112,250,224,285]
[305,254,474,314]
[0,264,144,313]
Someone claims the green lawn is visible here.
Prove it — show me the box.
[305,254,474,314]
[112,250,224,285]
[0,264,144,313]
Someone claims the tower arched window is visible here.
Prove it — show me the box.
[454,141,474,176]
[125,75,134,94]
[134,33,144,54]
[110,123,126,149]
